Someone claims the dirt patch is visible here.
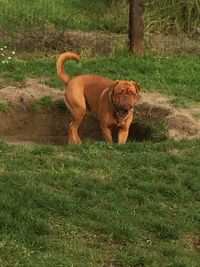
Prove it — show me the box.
[0,79,200,145]
[136,92,200,140]
[186,235,200,252]
[1,28,200,56]
[145,32,200,55]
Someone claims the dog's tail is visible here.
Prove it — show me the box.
[56,52,80,85]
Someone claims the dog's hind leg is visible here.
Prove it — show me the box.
[68,107,86,145]
[64,88,86,145]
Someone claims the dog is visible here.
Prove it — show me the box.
[56,52,141,144]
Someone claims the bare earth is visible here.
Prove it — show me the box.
[0,79,200,145]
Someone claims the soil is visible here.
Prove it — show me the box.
[1,28,199,56]
[0,79,200,145]
[186,235,200,252]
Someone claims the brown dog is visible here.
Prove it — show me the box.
[56,52,140,144]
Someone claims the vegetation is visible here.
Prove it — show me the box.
[0,52,199,107]
[0,101,10,112]
[0,0,199,55]
[145,0,200,34]
[0,139,200,266]
[0,0,199,34]
[0,1,199,266]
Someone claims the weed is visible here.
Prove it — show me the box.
[54,99,66,111]
[38,96,54,108]
[80,48,93,59]
[27,97,66,112]
[0,101,10,112]
[194,113,200,120]
[0,45,16,64]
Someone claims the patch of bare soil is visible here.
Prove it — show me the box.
[186,235,200,251]
[1,28,200,55]
[145,32,200,55]
[0,79,200,145]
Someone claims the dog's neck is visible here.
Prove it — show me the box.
[108,90,133,124]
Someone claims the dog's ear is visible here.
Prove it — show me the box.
[132,81,141,95]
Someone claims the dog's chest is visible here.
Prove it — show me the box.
[114,110,133,127]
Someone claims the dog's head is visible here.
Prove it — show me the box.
[109,80,141,114]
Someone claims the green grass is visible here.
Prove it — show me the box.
[194,113,200,120]
[0,52,199,106]
[0,2,199,265]
[28,97,66,112]
[0,0,127,36]
[0,101,10,112]
[0,139,200,266]
[0,0,199,34]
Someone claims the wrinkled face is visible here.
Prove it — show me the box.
[110,80,140,113]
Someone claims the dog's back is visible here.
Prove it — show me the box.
[67,74,113,115]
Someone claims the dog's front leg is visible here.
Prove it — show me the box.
[118,127,129,144]
[100,125,113,143]
[117,114,133,144]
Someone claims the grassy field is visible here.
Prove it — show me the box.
[0,1,200,266]
[0,50,200,265]
[0,0,199,55]
[0,139,200,266]
[0,0,199,34]
[0,51,200,107]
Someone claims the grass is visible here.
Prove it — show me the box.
[145,0,200,34]
[0,52,199,107]
[0,0,127,34]
[0,1,199,266]
[0,101,10,112]
[0,0,199,34]
[0,139,200,266]
[194,113,200,120]
[28,97,66,112]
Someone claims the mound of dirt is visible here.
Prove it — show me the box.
[0,79,200,145]
[137,92,200,140]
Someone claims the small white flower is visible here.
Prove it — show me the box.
[12,51,15,55]
[1,53,5,57]
[3,46,7,49]
[0,48,3,51]
[8,56,12,60]
[2,60,9,64]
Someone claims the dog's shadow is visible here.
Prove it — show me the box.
[78,115,165,143]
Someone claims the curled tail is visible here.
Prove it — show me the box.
[56,52,80,85]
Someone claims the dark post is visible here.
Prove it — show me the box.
[129,0,145,54]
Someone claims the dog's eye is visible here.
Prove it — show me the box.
[125,91,134,97]
[131,91,137,97]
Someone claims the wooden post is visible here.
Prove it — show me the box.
[129,0,145,54]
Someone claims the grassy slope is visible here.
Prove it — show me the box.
[0,140,200,266]
[0,52,200,106]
